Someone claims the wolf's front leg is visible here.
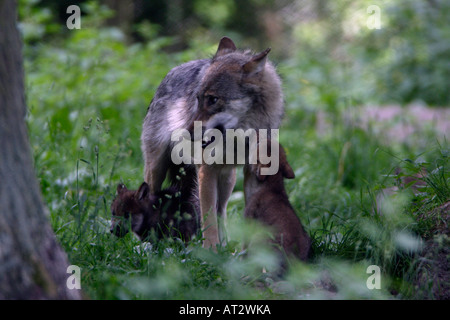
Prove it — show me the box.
[217,166,236,246]
[198,165,220,249]
[199,165,236,249]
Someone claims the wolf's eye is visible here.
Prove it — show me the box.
[206,95,218,106]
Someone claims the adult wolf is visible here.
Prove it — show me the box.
[141,37,284,248]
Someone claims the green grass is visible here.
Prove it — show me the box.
[23,19,449,299]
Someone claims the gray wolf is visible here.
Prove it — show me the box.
[110,181,200,242]
[141,37,284,248]
[243,140,311,265]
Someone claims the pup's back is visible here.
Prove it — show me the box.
[244,142,311,262]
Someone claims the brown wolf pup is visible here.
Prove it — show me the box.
[110,181,200,242]
[243,141,311,266]
[141,37,284,248]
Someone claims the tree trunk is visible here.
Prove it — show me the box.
[0,0,81,299]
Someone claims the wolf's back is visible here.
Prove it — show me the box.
[149,59,211,113]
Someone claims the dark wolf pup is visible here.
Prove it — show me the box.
[110,180,200,242]
[141,37,284,248]
[243,140,311,266]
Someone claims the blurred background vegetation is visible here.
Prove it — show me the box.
[20,0,450,106]
[18,0,449,299]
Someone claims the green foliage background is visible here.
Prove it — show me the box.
[19,0,449,299]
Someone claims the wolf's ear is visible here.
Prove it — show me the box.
[243,48,271,75]
[137,182,150,200]
[117,183,127,195]
[215,36,237,57]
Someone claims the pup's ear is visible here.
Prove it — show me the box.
[277,143,295,179]
[137,182,150,200]
[117,183,127,195]
[281,161,295,179]
[215,36,237,58]
[243,48,271,75]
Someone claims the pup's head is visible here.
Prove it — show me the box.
[245,140,295,183]
[196,37,282,134]
[110,182,157,238]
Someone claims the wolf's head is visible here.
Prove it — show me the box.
[196,37,283,134]
[110,182,157,238]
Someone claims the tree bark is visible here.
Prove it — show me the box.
[0,0,81,299]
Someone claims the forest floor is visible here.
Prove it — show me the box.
[358,104,449,299]
[315,103,449,299]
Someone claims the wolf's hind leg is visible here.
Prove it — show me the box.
[143,143,170,193]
